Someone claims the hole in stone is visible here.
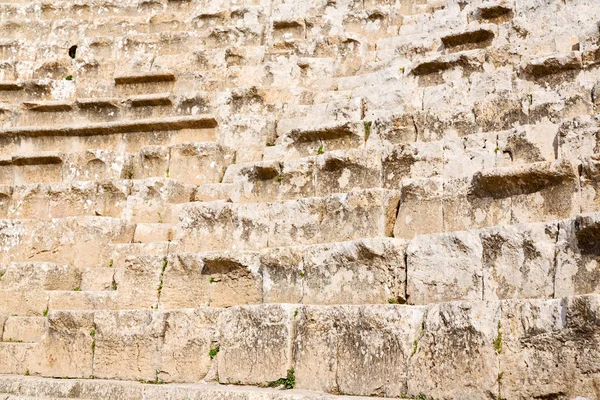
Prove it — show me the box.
[68,45,78,59]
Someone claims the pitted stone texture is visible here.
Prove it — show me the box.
[500,295,600,399]
[217,305,295,386]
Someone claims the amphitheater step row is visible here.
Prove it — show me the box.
[0,376,394,400]
[0,295,598,399]
[0,144,231,186]
[2,212,600,315]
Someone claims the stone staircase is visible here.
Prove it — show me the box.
[0,0,599,399]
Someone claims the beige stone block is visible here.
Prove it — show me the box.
[158,308,220,383]
[114,255,163,309]
[169,143,233,185]
[133,223,173,243]
[315,149,381,197]
[48,291,117,312]
[407,231,483,305]
[38,311,94,378]
[0,262,81,291]
[295,305,425,396]
[407,301,500,399]
[394,178,443,239]
[0,290,48,316]
[93,310,164,381]
[555,214,600,298]
[500,295,600,399]
[2,316,47,343]
[217,305,295,385]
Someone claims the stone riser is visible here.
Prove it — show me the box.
[0,375,393,400]
[0,295,597,399]
[0,179,193,223]
[2,212,600,315]
[0,143,232,186]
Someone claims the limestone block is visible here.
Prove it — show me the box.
[169,143,233,186]
[48,291,117,312]
[407,301,500,399]
[138,146,170,179]
[232,160,285,203]
[555,213,600,298]
[407,231,483,305]
[2,316,47,343]
[133,223,173,243]
[126,179,194,223]
[159,308,220,383]
[382,141,443,188]
[315,149,381,197]
[394,178,443,239]
[268,198,322,248]
[161,251,262,309]
[294,305,425,396]
[300,239,406,305]
[580,155,600,213]
[260,246,304,304]
[0,262,81,291]
[38,311,94,378]
[444,177,512,233]
[0,343,39,375]
[0,290,48,316]
[278,158,316,201]
[217,305,295,385]
[114,255,163,309]
[80,267,115,291]
[481,223,557,301]
[500,295,600,399]
[93,310,165,381]
[318,189,400,244]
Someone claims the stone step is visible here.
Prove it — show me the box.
[0,316,47,343]
[0,295,597,398]
[0,143,233,186]
[175,188,400,252]
[406,211,600,305]
[0,115,218,155]
[264,121,366,161]
[394,159,582,239]
[0,178,194,223]
[0,216,134,268]
[0,375,399,400]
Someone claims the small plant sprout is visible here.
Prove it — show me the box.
[25,369,30,376]
[277,174,283,184]
[209,277,215,284]
[317,145,324,155]
[209,345,220,360]
[267,368,296,389]
[73,287,81,292]
[90,329,96,337]
[108,259,114,268]
[43,308,49,317]
[494,321,503,354]
[364,120,373,141]
[65,75,73,81]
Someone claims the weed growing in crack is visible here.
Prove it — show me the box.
[209,345,220,360]
[267,368,295,389]
[493,321,503,354]
[364,121,372,141]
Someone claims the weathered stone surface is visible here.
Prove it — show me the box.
[217,305,295,385]
[294,305,425,397]
[500,295,600,399]
[407,231,483,305]
[407,301,500,400]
